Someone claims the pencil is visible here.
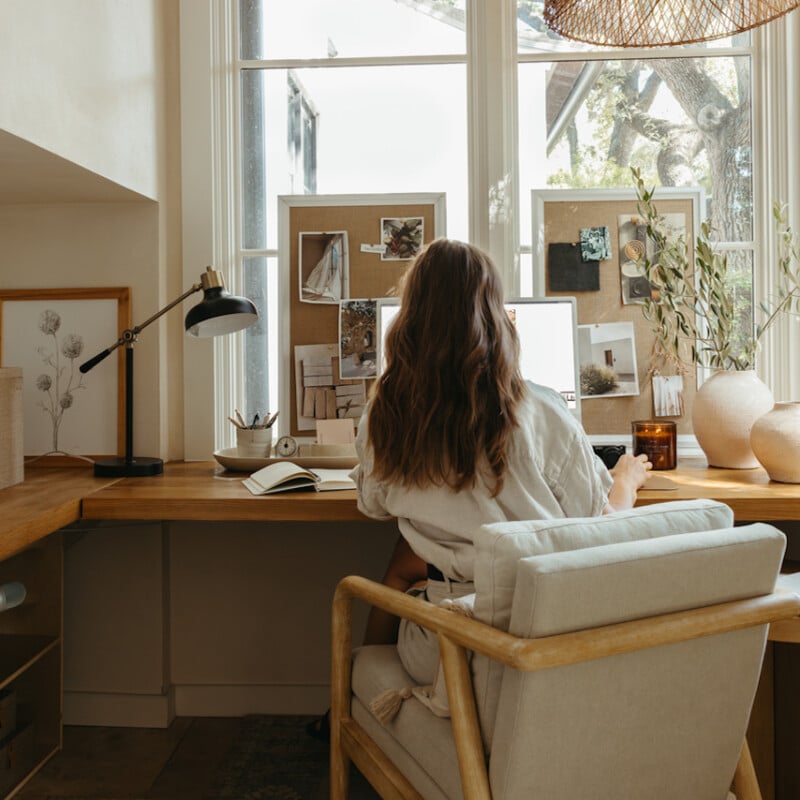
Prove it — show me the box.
[265,411,279,428]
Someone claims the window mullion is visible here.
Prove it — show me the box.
[753,18,797,400]
[467,0,520,294]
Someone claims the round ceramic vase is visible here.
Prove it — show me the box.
[691,369,774,469]
[751,401,800,483]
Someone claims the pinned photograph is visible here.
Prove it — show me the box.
[381,217,424,261]
[580,226,612,261]
[294,343,366,431]
[339,299,378,379]
[653,374,685,417]
[299,231,349,304]
[577,322,640,398]
[618,213,684,305]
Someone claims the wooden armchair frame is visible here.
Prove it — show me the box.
[330,575,800,800]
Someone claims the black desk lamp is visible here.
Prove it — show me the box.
[80,266,258,477]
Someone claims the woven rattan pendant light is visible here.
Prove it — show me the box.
[544,0,800,47]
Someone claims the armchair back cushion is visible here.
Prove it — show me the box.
[472,499,734,746]
[489,523,785,800]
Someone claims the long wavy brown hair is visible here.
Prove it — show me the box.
[368,238,526,496]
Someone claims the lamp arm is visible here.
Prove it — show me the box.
[131,282,202,336]
[79,282,203,374]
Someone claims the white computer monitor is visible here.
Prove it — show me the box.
[504,297,581,419]
[376,296,581,419]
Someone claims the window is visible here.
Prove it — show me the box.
[235,0,469,429]
[179,0,798,456]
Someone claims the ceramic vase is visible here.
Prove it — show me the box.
[691,369,774,469]
[750,401,800,483]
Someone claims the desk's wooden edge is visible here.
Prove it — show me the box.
[80,497,379,523]
[1,474,125,561]
[635,495,800,521]
[2,501,81,560]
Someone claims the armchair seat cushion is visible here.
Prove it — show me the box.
[351,645,462,800]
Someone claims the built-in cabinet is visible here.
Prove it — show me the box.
[0,536,62,799]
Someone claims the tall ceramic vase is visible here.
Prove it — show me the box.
[691,369,774,469]
[750,401,800,483]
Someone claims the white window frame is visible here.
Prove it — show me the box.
[180,0,799,458]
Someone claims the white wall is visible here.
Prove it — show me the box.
[0,0,184,461]
[0,0,162,200]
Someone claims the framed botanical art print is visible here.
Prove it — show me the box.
[0,287,130,462]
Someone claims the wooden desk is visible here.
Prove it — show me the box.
[3,458,800,799]
[0,469,119,798]
[0,468,120,561]
[79,461,372,523]
[75,457,800,523]
[635,459,800,520]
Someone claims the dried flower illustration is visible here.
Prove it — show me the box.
[35,309,86,453]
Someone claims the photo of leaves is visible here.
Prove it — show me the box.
[381,217,424,261]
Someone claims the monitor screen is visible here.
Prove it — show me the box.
[504,298,580,417]
[376,297,581,419]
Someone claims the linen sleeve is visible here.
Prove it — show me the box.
[545,423,612,519]
[350,408,393,521]
[556,433,612,517]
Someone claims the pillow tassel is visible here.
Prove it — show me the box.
[440,596,475,618]
[369,686,413,724]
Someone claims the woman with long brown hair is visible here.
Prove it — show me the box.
[307,238,649,739]
[354,238,650,684]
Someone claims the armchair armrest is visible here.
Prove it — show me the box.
[334,574,800,672]
[330,576,800,800]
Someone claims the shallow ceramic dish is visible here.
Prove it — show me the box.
[213,447,358,472]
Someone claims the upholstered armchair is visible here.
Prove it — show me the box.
[329,500,800,800]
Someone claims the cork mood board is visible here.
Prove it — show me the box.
[278,193,446,438]
[532,188,704,438]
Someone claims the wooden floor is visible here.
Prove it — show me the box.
[15,719,239,800]
[14,716,353,800]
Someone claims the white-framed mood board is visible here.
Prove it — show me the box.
[278,193,446,438]
[532,187,704,436]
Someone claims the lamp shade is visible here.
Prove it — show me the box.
[184,268,258,337]
[544,0,800,47]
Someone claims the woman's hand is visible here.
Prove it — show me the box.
[603,452,652,513]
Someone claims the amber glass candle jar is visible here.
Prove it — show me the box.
[632,420,677,470]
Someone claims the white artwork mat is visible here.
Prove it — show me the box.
[1,298,119,455]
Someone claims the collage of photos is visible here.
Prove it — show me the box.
[544,200,691,420]
[294,217,424,431]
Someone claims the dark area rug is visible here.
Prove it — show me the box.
[211,715,379,800]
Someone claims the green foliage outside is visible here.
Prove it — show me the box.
[632,167,800,371]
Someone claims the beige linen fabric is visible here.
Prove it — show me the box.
[351,382,613,583]
[489,524,785,799]
[471,498,735,747]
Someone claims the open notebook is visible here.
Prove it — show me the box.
[243,461,356,495]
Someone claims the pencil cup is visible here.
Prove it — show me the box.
[236,427,273,458]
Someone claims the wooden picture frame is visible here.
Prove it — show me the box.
[531,187,704,438]
[0,287,130,463]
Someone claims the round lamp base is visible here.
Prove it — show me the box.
[93,456,164,478]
